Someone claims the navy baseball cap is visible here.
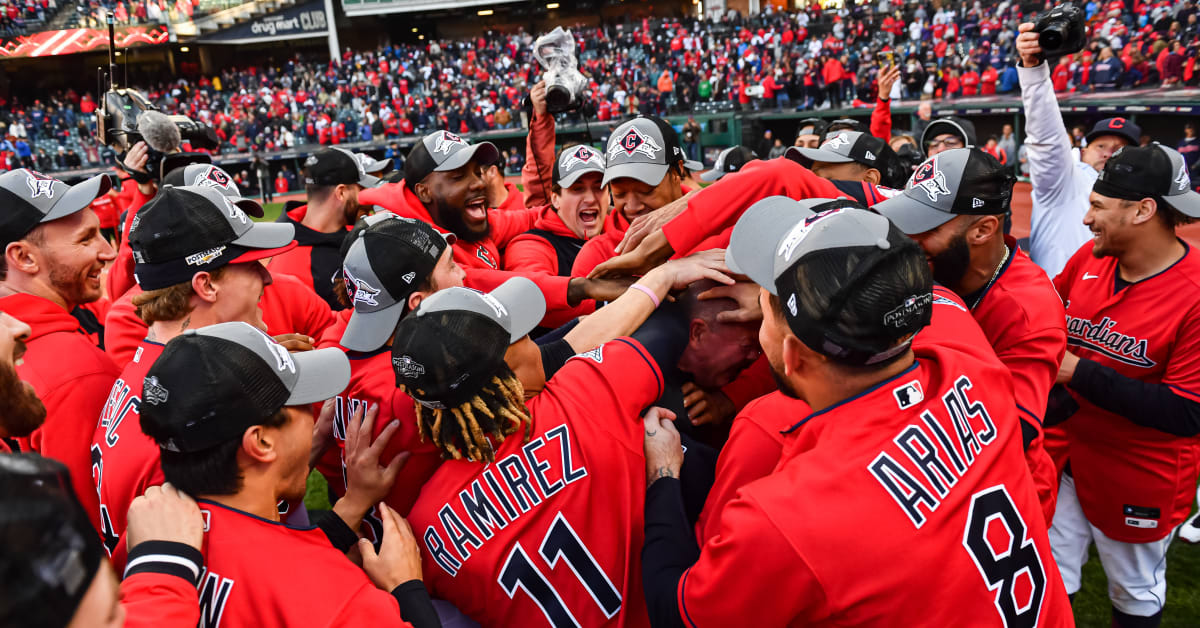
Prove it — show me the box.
[1085,117,1141,146]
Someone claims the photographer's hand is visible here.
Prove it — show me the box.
[1016,23,1044,68]
[122,141,157,195]
[531,80,549,119]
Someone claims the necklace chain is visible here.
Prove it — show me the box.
[971,245,1010,310]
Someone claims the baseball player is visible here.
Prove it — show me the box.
[571,116,702,278]
[503,144,608,277]
[699,145,757,183]
[322,213,465,525]
[91,185,298,552]
[642,198,1072,626]
[875,148,1067,524]
[357,131,629,325]
[132,322,434,627]
[786,129,905,195]
[1,454,211,628]
[1048,143,1200,627]
[392,277,697,626]
[269,147,380,310]
[0,168,119,527]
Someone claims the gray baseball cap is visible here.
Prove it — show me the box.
[787,130,890,170]
[701,145,757,182]
[405,131,500,188]
[873,148,1014,235]
[0,169,112,244]
[1093,143,1200,218]
[603,117,702,188]
[340,215,455,352]
[304,147,381,188]
[140,322,351,453]
[554,145,606,188]
[355,152,394,176]
[726,196,932,366]
[391,277,545,409]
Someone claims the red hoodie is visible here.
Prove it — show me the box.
[106,178,156,301]
[503,206,585,276]
[3,292,120,530]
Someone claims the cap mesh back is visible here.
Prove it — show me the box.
[0,453,103,627]
[782,224,932,364]
[955,150,1014,213]
[364,221,446,296]
[141,335,290,452]
[391,310,509,408]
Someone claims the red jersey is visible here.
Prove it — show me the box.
[92,340,165,553]
[1050,242,1200,542]
[324,346,442,524]
[408,338,664,627]
[972,239,1066,524]
[680,343,1072,627]
[4,293,119,527]
[183,500,410,627]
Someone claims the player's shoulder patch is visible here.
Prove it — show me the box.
[892,379,924,410]
[572,346,604,364]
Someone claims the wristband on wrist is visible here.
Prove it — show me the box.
[630,283,661,308]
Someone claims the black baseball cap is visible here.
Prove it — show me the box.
[1094,143,1200,218]
[161,164,264,218]
[303,147,380,188]
[0,169,112,245]
[796,117,828,139]
[391,278,545,409]
[340,214,456,352]
[726,196,932,366]
[129,185,297,290]
[786,130,895,172]
[603,116,703,188]
[701,145,757,182]
[874,148,1015,235]
[553,145,606,188]
[1085,117,1141,146]
[921,116,978,149]
[823,118,868,137]
[405,131,500,189]
[0,453,104,628]
[140,322,351,453]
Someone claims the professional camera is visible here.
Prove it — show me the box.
[1032,3,1088,59]
[534,27,588,114]
[95,13,218,159]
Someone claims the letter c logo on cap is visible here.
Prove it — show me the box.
[1110,118,1126,128]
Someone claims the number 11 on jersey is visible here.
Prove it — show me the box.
[498,513,622,627]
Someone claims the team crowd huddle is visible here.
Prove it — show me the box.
[4,4,1200,628]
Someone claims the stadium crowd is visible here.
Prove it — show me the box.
[1,0,1199,171]
[6,3,1200,628]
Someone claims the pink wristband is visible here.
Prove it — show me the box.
[630,283,661,308]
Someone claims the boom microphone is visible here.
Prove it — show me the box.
[137,110,182,153]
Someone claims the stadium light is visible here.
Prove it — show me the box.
[547,2,559,7]
[411,27,418,32]
[419,34,425,40]
[180,46,190,52]
[478,9,493,15]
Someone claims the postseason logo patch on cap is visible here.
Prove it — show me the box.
[610,127,662,159]
[910,160,951,203]
[883,293,933,328]
[777,208,844,262]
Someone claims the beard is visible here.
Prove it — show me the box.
[929,232,972,290]
[768,359,803,400]
[47,257,101,306]
[0,360,46,438]
[432,196,491,243]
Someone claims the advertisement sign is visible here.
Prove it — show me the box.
[199,1,329,45]
[0,25,168,59]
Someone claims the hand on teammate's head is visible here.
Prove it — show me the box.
[125,483,205,551]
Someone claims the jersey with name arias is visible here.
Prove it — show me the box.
[1052,241,1200,542]
[92,339,166,554]
[184,500,411,628]
[407,338,664,628]
[694,286,1001,546]
[678,343,1072,627]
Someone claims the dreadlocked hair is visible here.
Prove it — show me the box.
[406,364,532,463]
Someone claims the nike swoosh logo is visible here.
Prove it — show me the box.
[1083,273,1099,280]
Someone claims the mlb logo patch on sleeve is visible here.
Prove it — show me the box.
[893,380,924,409]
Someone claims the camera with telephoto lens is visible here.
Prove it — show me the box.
[534,27,589,114]
[1032,3,1088,59]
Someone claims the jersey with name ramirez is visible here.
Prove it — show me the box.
[679,343,1071,627]
[1053,241,1200,542]
[407,338,664,628]
[189,500,411,628]
[92,340,165,555]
